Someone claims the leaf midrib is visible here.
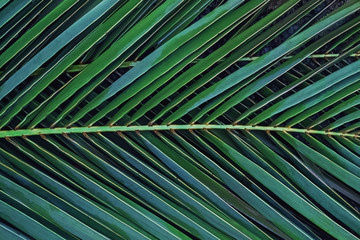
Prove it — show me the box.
[0,125,357,138]
[2,53,359,77]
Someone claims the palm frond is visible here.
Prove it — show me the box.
[0,0,359,239]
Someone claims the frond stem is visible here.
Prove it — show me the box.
[1,53,359,77]
[0,125,357,138]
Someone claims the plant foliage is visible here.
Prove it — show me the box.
[0,0,360,239]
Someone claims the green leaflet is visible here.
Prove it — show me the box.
[203,130,359,239]
[163,1,360,124]
[0,175,112,240]
[0,0,79,69]
[272,73,360,126]
[0,0,11,9]
[278,132,360,192]
[307,94,360,129]
[149,0,322,124]
[83,0,262,126]
[0,0,142,128]
[0,0,121,101]
[0,199,65,240]
[26,0,189,128]
[249,59,360,125]
[243,131,360,234]
[43,0,247,127]
[0,0,32,29]
[0,221,31,240]
[200,16,360,124]
[133,0,300,125]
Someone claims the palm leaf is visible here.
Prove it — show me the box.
[0,0,359,239]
